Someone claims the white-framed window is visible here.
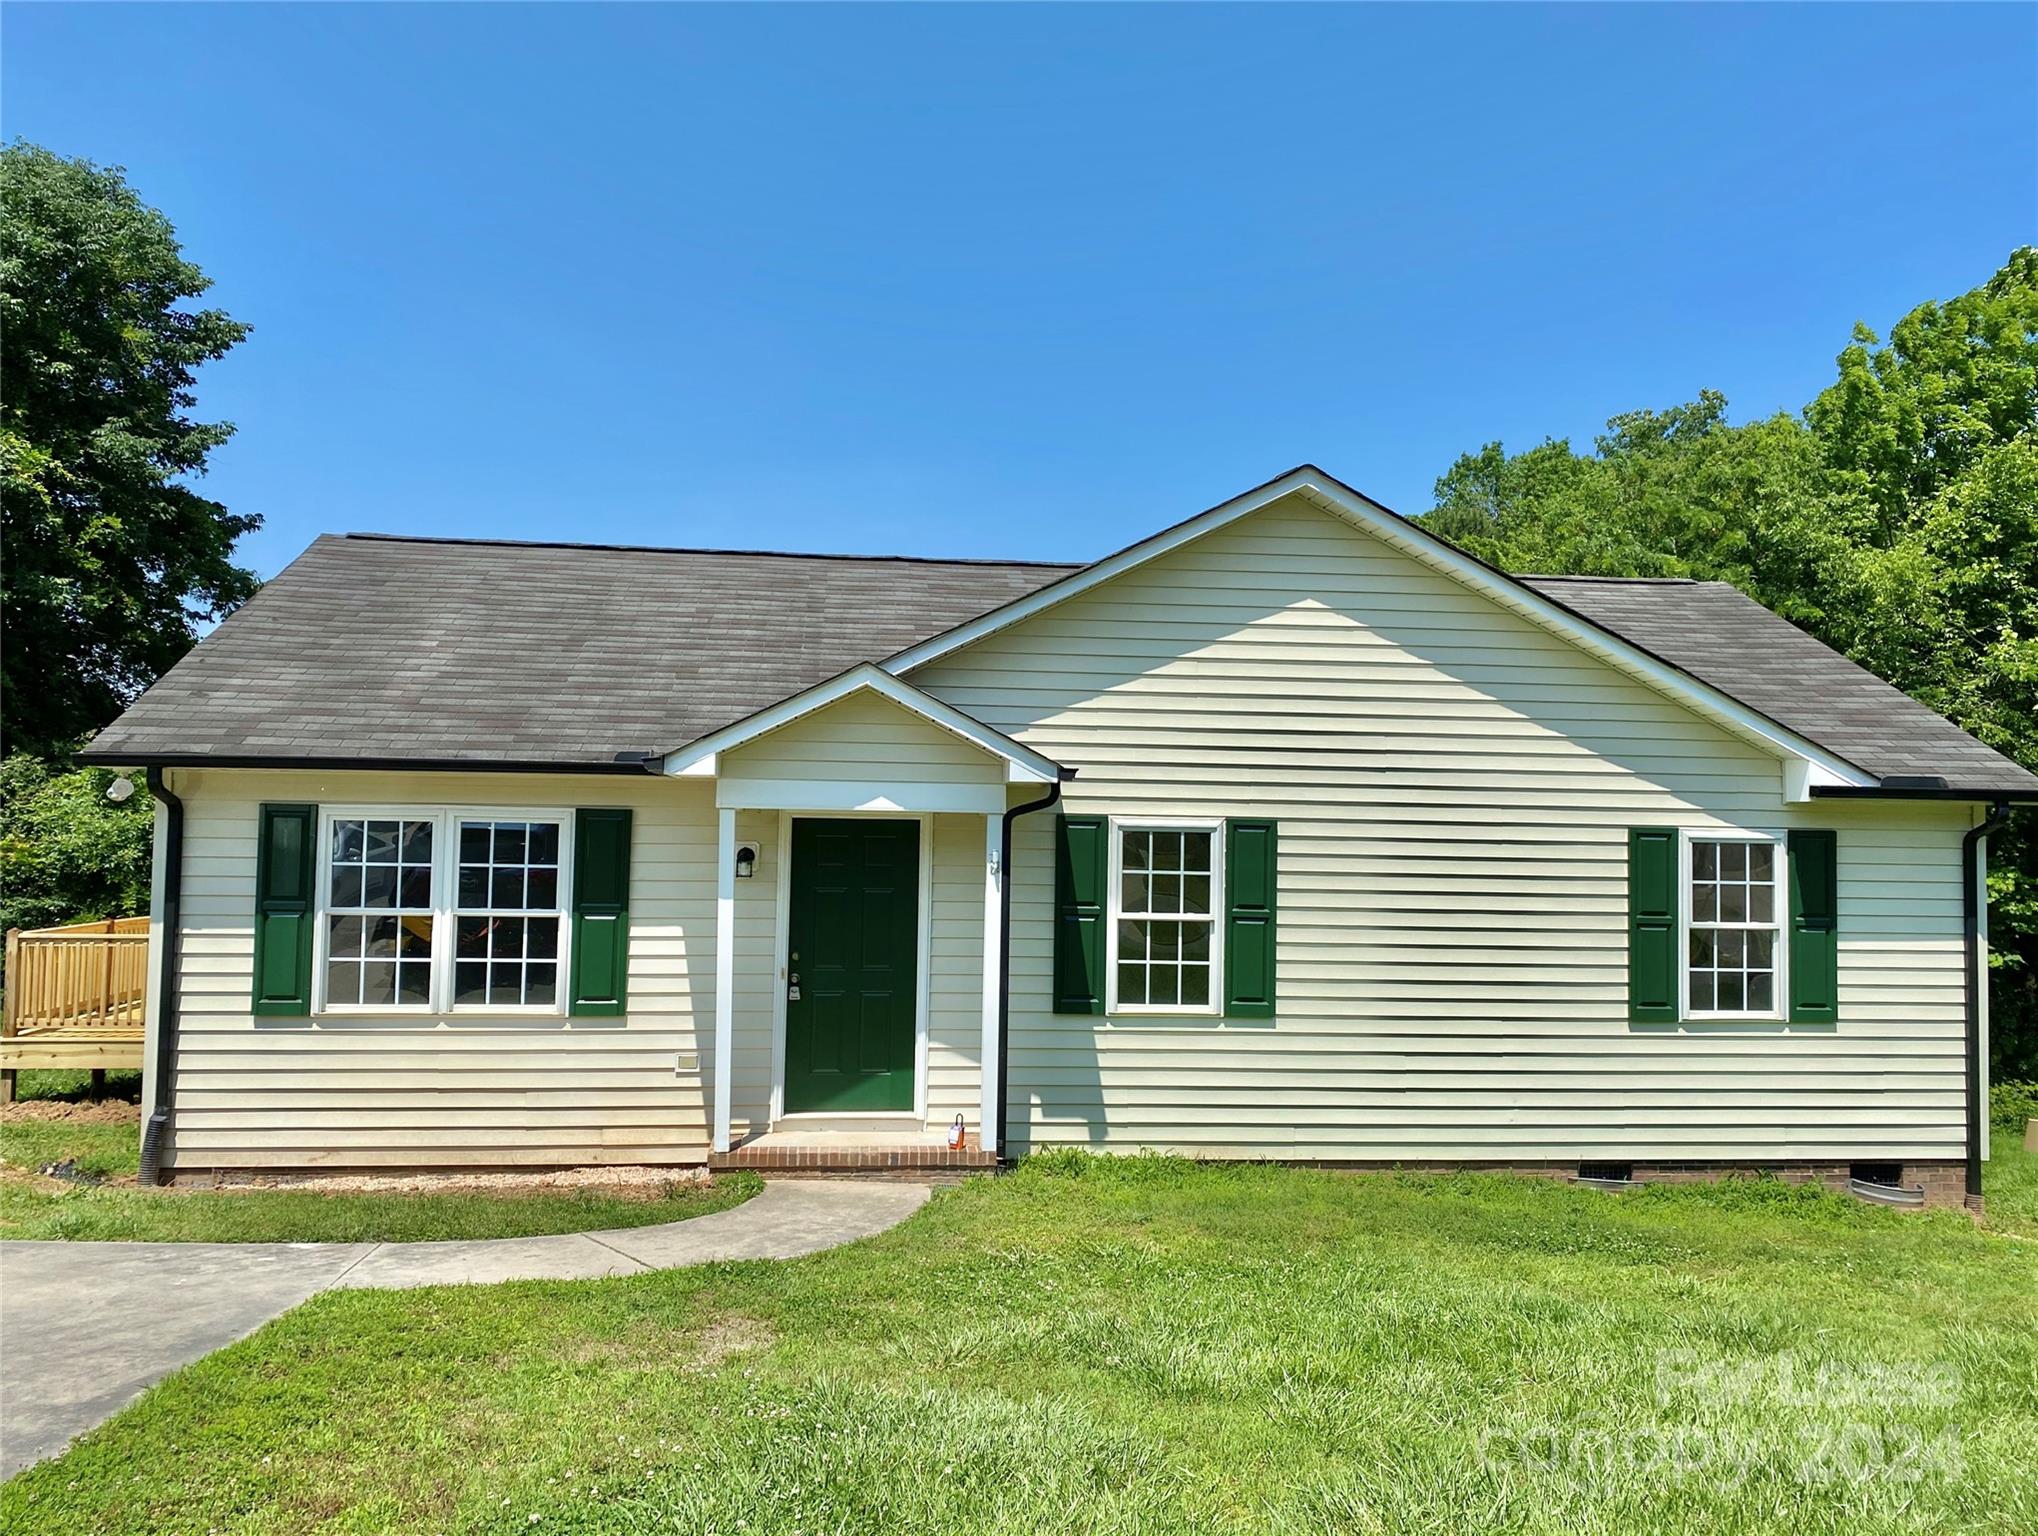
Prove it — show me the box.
[454,820,565,1008]
[323,817,437,1008]
[314,807,571,1016]
[1682,830,1784,1019]
[1107,819,1223,1015]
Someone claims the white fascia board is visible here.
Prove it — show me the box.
[661,662,1063,784]
[714,779,1007,814]
[885,467,1876,790]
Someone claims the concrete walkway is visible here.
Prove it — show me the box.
[0,1177,928,1478]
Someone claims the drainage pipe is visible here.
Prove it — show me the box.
[138,767,184,1186]
[995,778,1065,1159]
[1962,800,2013,1206]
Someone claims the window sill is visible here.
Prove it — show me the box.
[305,1008,572,1024]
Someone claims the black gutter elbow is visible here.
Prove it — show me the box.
[995,777,1066,1160]
[1961,800,2014,1209]
[139,766,185,1186]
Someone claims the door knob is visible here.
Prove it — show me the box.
[787,972,802,1002]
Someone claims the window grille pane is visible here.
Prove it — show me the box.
[1118,963,1147,1006]
[1120,872,1148,913]
[1689,972,1715,1011]
[1748,973,1773,1012]
[1182,966,1209,1007]
[397,965,431,1007]
[526,965,557,1007]
[327,960,361,1007]
[528,822,560,865]
[1150,964,1179,1006]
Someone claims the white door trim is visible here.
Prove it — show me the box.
[771,810,933,1126]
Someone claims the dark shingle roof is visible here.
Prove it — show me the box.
[84,534,1079,768]
[1522,576,2038,795]
[85,529,2035,797]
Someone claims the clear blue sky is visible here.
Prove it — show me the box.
[7,4,2034,577]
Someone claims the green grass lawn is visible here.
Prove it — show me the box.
[5,1154,2033,1536]
[0,1072,760,1243]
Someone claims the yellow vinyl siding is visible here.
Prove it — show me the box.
[926,812,989,1128]
[161,768,714,1170]
[914,492,1972,1163]
[720,690,1003,788]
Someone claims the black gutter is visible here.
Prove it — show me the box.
[995,778,1065,1160]
[80,752,655,776]
[139,767,185,1185]
[1814,785,2038,803]
[1962,800,2014,1208]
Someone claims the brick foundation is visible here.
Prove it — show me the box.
[709,1132,999,1174]
[1292,1158,1971,1210]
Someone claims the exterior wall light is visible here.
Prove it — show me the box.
[734,843,759,879]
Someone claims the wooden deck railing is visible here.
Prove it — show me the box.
[2,917,151,1040]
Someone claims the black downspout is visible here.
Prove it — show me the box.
[995,778,1065,1161]
[1961,799,2013,1209]
[139,767,185,1186]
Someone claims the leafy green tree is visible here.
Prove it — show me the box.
[0,756,152,934]
[1422,249,2038,1075]
[1,140,259,761]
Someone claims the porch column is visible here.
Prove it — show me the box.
[980,812,1003,1156]
[712,806,735,1154]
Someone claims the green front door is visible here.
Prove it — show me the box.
[784,818,919,1113]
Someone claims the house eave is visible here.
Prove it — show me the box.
[76,750,661,777]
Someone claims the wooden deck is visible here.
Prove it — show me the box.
[1,917,149,1097]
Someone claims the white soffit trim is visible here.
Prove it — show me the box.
[661,661,1065,784]
[884,466,1876,789]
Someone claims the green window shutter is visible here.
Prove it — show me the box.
[1788,830,1839,1023]
[252,803,317,1016]
[570,808,633,1017]
[1053,814,1106,1015]
[1628,826,1678,1023]
[1224,819,1278,1018]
